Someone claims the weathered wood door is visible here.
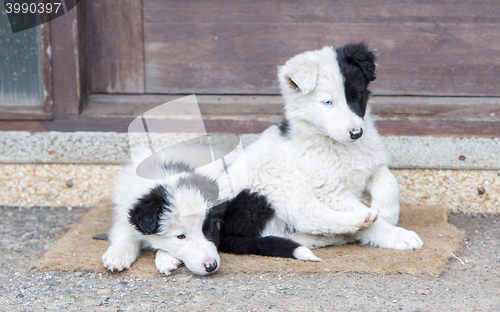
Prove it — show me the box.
[86,0,500,96]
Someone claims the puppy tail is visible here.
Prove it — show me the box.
[219,236,321,261]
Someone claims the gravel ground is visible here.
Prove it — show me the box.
[0,206,499,311]
[1,164,499,213]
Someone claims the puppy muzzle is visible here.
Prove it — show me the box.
[204,260,218,273]
[349,128,363,140]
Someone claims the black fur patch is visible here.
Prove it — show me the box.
[202,200,228,245]
[128,185,171,235]
[202,217,222,246]
[206,190,302,259]
[218,190,275,238]
[278,118,290,136]
[219,236,300,258]
[336,42,377,118]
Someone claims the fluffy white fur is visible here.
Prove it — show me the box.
[102,148,229,276]
[229,46,423,251]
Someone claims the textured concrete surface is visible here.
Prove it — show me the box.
[0,164,119,208]
[1,164,498,213]
[0,131,199,165]
[384,136,500,169]
[394,169,500,214]
[0,206,499,311]
[1,131,500,169]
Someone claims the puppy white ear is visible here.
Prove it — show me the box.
[279,54,318,95]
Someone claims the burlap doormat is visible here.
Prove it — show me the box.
[30,198,464,276]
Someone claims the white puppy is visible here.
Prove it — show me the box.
[228,43,423,251]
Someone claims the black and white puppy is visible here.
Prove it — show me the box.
[102,148,319,277]
[223,43,423,251]
[102,152,223,276]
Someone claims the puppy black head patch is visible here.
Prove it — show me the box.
[203,201,228,246]
[336,42,377,118]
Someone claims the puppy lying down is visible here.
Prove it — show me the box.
[102,146,319,276]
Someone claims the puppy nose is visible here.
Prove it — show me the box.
[204,260,217,273]
[349,128,363,140]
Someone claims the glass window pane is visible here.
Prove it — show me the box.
[0,10,43,107]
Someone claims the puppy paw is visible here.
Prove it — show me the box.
[102,245,139,272]
[359,211,378,231]
[366,227,423,250]
[342,209,378,234]
[381,227,423,250]
[155,250,181,275]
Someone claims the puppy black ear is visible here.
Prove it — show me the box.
[207,200,229,220]
[128,185,171,235]
[203,201,228,246]
[337,42,377,82]
[278,54,318,95]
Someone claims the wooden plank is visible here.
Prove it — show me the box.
[143,0,500,95]
[50,5,81,117]
[376,120,500,137]
[0,106,53,121]
[0,117,271,133]
[2,95,499,136]
[2,117,499,137]
[84,94,284,117]
[369,96,500,121]
[87,0,144,93]
[84,94,500,121]
[144,0,500,25]
[77,0,90,111]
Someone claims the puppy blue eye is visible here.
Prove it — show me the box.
[176,234,186,239]
[322,100,333,106]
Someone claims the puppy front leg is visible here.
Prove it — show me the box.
[365,166,400,226]
[354,217,423,250]
[155,250,182,275]
[102,220,141,272]
[354,167,423,250]
[293,199,377,235]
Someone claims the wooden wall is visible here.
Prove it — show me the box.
[6,0,499,135]
[87,0,144,93]
[139,0,500,95]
